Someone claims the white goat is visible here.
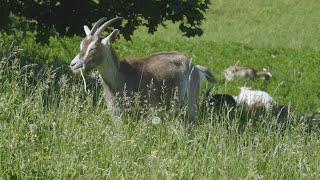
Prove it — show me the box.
[234,87,275,110]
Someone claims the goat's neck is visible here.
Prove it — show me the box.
[97,48,125,94]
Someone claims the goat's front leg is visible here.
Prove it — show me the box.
[187,69,200,124]
[178,78,188,108]
[101,80,121,119]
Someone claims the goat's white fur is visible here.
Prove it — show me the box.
[234,87,275,110]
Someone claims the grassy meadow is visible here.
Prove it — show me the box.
[1,0,320,179]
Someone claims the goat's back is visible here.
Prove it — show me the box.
[124,52,189,77]
[120,51,190,84]
[236,88,275,110]
[224,66,256,80]
[207,94,236,107]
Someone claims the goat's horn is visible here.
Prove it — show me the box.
[89,17,108,35]
[94,17,123,36]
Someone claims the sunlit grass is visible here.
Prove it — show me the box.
[136,0,320,50]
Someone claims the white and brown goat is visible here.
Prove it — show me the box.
[234,87,275,111]
[224,66,272,81]
[69,17,215,123]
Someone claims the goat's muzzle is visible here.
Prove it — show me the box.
[70,55,85,73]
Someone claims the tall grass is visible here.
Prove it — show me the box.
[1,36,320,179]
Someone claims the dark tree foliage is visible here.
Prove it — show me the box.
[0,1,10,28]
[1,0,210,41]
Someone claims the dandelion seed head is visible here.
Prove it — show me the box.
[152,117,161,125]
[51,122,57,129]
[29,124,37,132]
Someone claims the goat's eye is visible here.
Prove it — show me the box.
[89,48,96,52]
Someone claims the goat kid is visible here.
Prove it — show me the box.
[203,89,236,109]
[69,17,215,123]
[300,112,320,132]
[224,66,272,81]
[234,87,275,111]
[300,112,320,123]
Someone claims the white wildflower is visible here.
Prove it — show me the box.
[151,117,161,125]
[29,124,37,132]
[51,122,57,129]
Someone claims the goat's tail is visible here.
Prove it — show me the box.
[196,65,216,83]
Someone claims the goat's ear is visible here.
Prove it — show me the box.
[84,25,91,36]
[263,68,269,72]
[102,29,120,46]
